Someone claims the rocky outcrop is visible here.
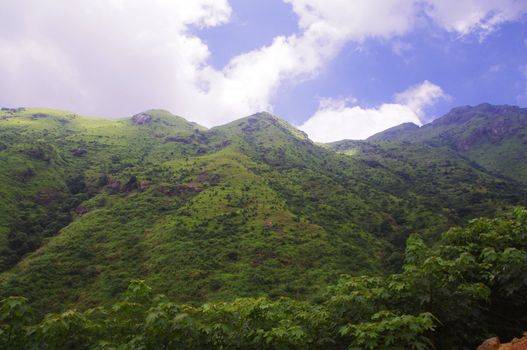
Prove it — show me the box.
[165,136,191,143]
[106,178,122,193]
[104,176,146,193]
[132,113,152,125]
[165,132,209,145]
[31,113,49,119]
[24,148,49,161]
[177,184,202,193]
[196,172,220,185]
[158,185,176,196]
[75,206,89,216]
[215,140,231,149]
[478,335,527,350]
[457,118,517,151]
[123,176,138,192]
[479,338,502,350]
[158,183,203,195]
[72,149,88,157]
[138,181,149,192]
[1,107,25,113]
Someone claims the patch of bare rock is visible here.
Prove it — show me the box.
[132,113,153,125]
[478,335,527,350]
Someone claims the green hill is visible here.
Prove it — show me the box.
[0,106,525,316]
[366,103,527,184]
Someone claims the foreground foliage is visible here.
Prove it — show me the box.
[2,208,526,349]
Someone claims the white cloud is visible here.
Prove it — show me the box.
[424,0,527,40]
[286,0,419,42]
[395,80,449,117]
[0,0,422,126]
[299,81,448,142]
[196,0,423,125]
[0,0,234,123]
[0,0,525,127]
[299,102,421,142]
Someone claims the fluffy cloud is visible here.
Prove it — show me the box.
[285,0,419,42]
[198,1,421,125]
[0,0,233,123]
[424,0,527,40]
[395,80,450,118]
[299,81,448,142]
[299,102,421,142]
[0,0,525,127]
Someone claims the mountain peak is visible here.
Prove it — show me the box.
[245,111,280,124]
[431,103,524,127]
[131,109,207,131]
[252,111,275,118]
[367,122,420,141]
[211,111,310,143]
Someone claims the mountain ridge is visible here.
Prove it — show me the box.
[360,103,527,185]
[0,103,526,316]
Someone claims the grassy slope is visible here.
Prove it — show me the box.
[0,110,387,313]
[0,108,205,270]
[327,139,520,233]
[0,108,524,315]
[366,104,527,184]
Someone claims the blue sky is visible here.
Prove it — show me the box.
[1,0,526,141]
[197,0,527,127]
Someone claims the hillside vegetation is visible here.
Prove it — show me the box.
[0,104,526,348]
[366,103,527,185]
[1,208,526,349]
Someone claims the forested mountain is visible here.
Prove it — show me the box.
[0,105,526,348]
[365,103,527,184]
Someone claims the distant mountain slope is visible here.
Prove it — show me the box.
[367,122,419,142]
[366,104,527,184]
[0,107,524,315]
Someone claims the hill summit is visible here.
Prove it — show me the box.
[365,103,527,184]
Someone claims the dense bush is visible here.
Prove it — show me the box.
[1,208,526,349]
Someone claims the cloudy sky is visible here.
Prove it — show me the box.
[1,0,526,141]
